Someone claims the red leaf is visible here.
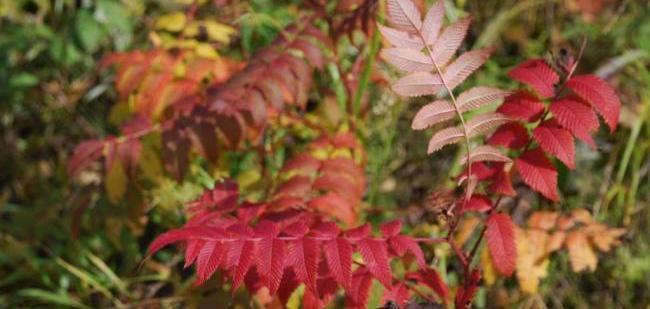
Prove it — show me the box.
[288,237,320,295]
[408,268,449,300]
[255,222,285,294]
[277,268,300,305]
[388,235,426,268]
[346,223,371,241]
[486,213,516,276]
[323,238,353,290]
[488,122,529,149]
[550,98,599,148]
[68,140,105,178]
[380,220,402,237]
[566,74,620,132]
[274,175,313,199]
[497,91,546,122]
[463,195,492,213]
[184,239,205,268]
[507,59,559,98]
[357,238,393,287]
[231,240,256,291]
[195,241,225,284]
[458,162,496,183]
[312,173,361,202]
[281,154,321,175]
[307,193,357,226]
[345,268,373,308]
[533,121,575,169]
[382,282,411,307]
[516,147,559,201]
[455,268,481,308]
[489,162,516,196]
[188,181,239,213]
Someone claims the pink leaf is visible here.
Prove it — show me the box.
[381,48,433,73]
[507,59,559,98]
[466,113,511,138]
[486,213,516,276]
[461,145,511,165]
[411,100,455,130]
[392,71,443,97]
[430,17,472,68]
[378,24,423,49]
[421,0,445,44]
[457,86,511,112]
[386,0,423,33]
[427,126,464,153]
[443,49,492,90]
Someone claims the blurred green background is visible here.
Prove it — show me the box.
[1,0,648,307]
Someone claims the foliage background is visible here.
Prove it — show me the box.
[0,0,648,307]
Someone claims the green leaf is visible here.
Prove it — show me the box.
[49,38,83,66]
[18,289,90,309]
[9,73,39,88]
[55,258,113,299]
[76,9,106,52]
[96,0,133,50]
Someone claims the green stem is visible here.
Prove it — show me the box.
[353,28,382,121]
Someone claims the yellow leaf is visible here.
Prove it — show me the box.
[527,211,558,231]
[155,12,186,32]
[585,223,626,252]
[105,160,127,204]
[175,0,208,4]
[311,148,330,160]
[237,169,261,190]
[481,248,497,286]
[515,228,550,294]
[565,231,598,272]
[330,148,352,159]
[140,146,163,181]
[454,216,480,246]
[173,62,187,78]
[185,21,236,44]
[547,231,565,253]
[570,208,593,224]
[194,43,219,59]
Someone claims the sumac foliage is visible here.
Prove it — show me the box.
[68,22,328,187]
[149,133,449,308]
[381,0,625,307]
[67,0,628,307]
